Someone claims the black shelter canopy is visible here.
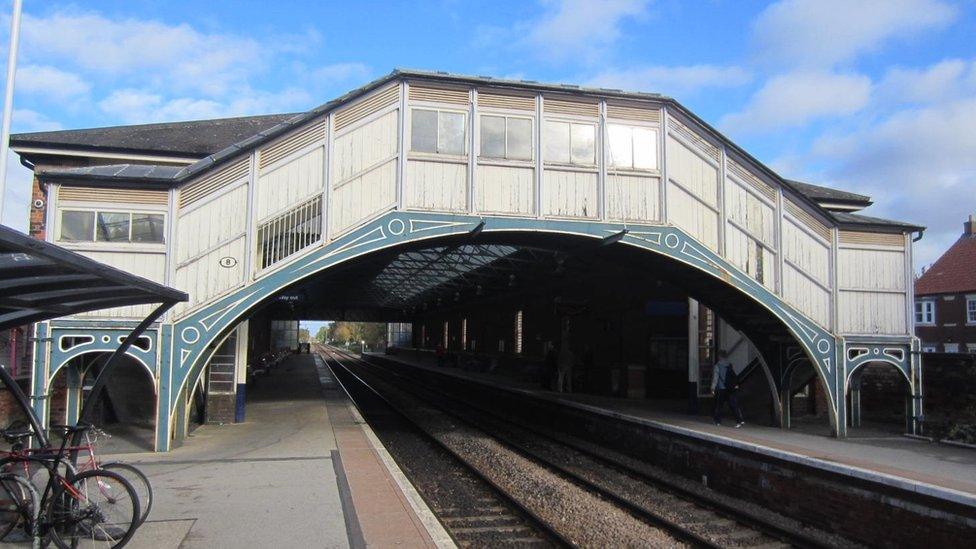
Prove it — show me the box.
[0,224,186,331]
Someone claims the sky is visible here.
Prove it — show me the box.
[0,0,973,270]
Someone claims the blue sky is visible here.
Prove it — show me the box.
[1,0,974,269]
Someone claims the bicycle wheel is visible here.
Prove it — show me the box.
[47,469,140,549]
[99,462,152,526]
[0,473,34,541]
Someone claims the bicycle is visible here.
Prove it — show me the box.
[0,424,141,548]
[0,422,153,530]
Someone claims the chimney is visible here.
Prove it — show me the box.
[966,214,976,235]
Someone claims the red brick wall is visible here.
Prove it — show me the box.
[28,175,47,240]
[915,292,976,352]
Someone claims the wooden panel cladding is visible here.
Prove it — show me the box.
[258,118,325,170]
[408,84,470,105]
[606,174,660,223]
[58,186,168,206]
[784,199,832,241]
[333,84,400,132]
[839,292,907,335]
[727,158,776,202]
[405,159,468,212]
[606,102,661,124]
[839,230,905,247]
[478,90,535,111]
[543,170,598,218]
[544,96,599,118]
[475,164,534,215]
[179,158,249,210]
[668,117,720,163]
[838,248,906,291]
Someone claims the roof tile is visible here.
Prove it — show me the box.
[915,234,976,295]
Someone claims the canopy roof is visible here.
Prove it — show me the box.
[0,225,187,330]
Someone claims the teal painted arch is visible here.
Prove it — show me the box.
[167,211,841,423]
[47,326,157,384]
[843,341,914,390]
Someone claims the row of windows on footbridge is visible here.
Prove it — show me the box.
[411,108,658,170]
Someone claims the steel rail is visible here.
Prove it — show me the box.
[339,347,834,549]
[318,345,571,548]
[324,345,723,549]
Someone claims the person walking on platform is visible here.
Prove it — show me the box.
[711,350,744,427]
[556,342,574,393]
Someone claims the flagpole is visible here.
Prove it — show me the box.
[0,0,23,225]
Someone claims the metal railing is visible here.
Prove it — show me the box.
[256,195,323,270]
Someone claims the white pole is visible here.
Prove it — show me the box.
[0,0,23,225]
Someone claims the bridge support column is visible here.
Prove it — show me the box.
[64,365,82,426]
[848,381,862,428]
[30,322,50,430]
[155,325,174,452]
[779,386,791,429]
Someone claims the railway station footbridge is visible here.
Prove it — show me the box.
[15,70,923,451]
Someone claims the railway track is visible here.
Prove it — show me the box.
[322,345,843,548]
[319,345,561,547]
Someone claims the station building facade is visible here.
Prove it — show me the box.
[10,70,923,450]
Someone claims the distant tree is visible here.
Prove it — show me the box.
[298,328,310,343]
[327,322,386,348]
[315,325,329,342]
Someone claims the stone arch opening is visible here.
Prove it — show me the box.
[51,352,156,451]
[846,360,911,434]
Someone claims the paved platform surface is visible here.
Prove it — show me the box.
[2,354,449,548]
[372,351,976,503]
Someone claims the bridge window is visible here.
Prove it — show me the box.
[411,108,466,155]
[544,120,595,165]
[915,301,935,325]
[59,209,165,244]
[480,115,533,161]
[461,318,468,350]
[607,124,658,171]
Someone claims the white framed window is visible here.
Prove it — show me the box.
[544,120,595,166]
[607,123,658,171]
[514,310,523,354]
[966,343,976,354]
[944,343,959,353]
[443,320,449,348]
[914,300,935,325]
[411,108,466,155]
[480,115,533,161]
[921,345,937,353]
[461,318,468,350]
[967,297,976,324]
[59,209,165,244]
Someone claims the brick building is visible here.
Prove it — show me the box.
[914,215,976,353]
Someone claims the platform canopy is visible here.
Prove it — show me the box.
[0,224,187,330]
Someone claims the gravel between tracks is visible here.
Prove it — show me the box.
[334,353,685,548]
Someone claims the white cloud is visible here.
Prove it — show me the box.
[308,62,371,83]
[15,65,90,101]
[720,71,871,134]
[12,108,62,132]
[20,9,265,96]
[811,98,976,269]
[876,59,976,105]
[525,0,649,63]
[584,64,752,97]
[98,87,311,125]
[753,0,956,68]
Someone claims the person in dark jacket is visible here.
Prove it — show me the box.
[711,350,744,427]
